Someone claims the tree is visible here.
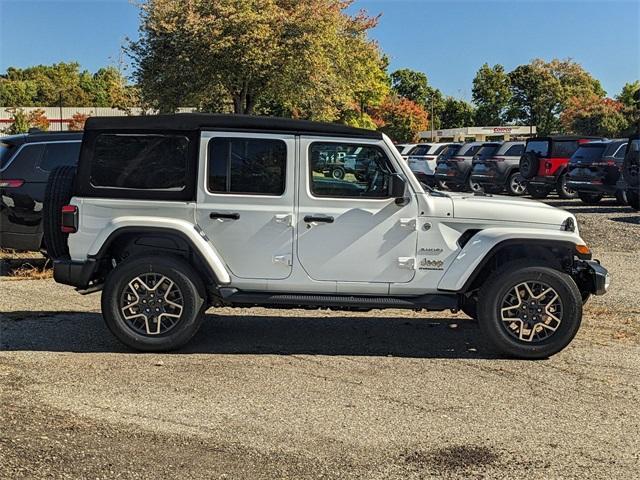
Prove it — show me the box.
[0,63,137,108]
[440,97,475,129]
[129,0,389,120]
[6,109,29,134]
[27,109,50,131]
[68,112,90,131]
[617,81,640,135]
[560,94,628,137]
[370,95,429,142]
[472,63,511,125]
[507,58,605,136]
[390,68,444,129]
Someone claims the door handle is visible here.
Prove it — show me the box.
[303,215,334,224]
[210,212,240,220]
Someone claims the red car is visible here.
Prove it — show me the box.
[519,136,602,199]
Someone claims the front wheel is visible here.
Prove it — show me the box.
[626,190,639,210]
[331,167,345,180]
[477,262,583,359]
[102,255,206,352]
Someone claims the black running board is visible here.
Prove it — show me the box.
[218,288,459,311]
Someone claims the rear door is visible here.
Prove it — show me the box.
[195,132,295,280]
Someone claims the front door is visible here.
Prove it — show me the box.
[296,137,419,284]
[196,132,295,280]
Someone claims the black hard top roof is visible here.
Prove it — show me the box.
[84,113,383,139]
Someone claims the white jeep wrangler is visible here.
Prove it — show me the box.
[45,114,609,358]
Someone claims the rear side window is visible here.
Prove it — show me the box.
[459,144,482,157]
[433,144,450,155]
[39,142,81,171]
[408,145,432,156]
[2,144,44,172]
[474,144,500,159]
[526,141,549,157]
[551,141,579,157]
[0,142,17,169]
[90,134,189,190]
[208,138,286,195]
[437,144,461,161]
[504,144,524,156]
[571,145,606,162]
[613,143,627,159]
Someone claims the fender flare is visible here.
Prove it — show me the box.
[437,228,585,292]
[86,217,231,285]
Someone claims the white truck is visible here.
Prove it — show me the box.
[45,114,609,358]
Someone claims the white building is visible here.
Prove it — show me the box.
[419,125,537,142]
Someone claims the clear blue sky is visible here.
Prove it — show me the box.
[1,0,638,99]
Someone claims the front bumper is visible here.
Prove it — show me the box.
[576,259,610,296]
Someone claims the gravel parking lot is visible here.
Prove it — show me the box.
[1,197,639,479]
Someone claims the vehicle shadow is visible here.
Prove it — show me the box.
[0,311,501,359]
[610,215,640,225]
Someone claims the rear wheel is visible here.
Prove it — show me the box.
[557,173,577,199]
[102,255,206,352]
[43,166,76,259]
[477,262,582,359]
[506,171,526,196]
[577,192,603,205]
[528,184,550,199]
[331,167,345,180]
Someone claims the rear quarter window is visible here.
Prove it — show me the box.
[90,134,190,190]
[39,142,81,171]
[551,141,579,157]
[0,142,17,169]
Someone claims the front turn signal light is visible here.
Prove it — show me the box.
[576,244,591,255]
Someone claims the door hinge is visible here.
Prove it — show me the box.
[399,218,417,230]
[274,214,293,226]
[397,257,416,270]
[273,254,292,266]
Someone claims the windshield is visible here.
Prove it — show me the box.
[0,142,17,169]
[571,145,607,162]
[474,144,500,160]
[526,140,549,157]
[407,144,433,156]
[458,144,482,157]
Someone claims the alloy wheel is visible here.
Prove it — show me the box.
[120,273,184,336]
[509,173,526,195]
[499,281,563,343]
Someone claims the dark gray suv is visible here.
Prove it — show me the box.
[470,141,526,195]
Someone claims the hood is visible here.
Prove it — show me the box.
[448,192,573,227]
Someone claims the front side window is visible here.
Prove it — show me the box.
[208,138,286,195]
[39,142,81,171]
[91,134,189,190]
[309,143,395,198]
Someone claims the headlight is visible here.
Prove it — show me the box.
[561,217,576,232]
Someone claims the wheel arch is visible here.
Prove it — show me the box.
[438,230,587,293]
[90,225,231,287]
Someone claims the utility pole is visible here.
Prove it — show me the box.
[430,96,434,142]
[59,92,63,132]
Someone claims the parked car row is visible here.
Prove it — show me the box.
[401,136,640,207]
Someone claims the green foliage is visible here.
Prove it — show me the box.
[440,97,475,129]
[472,63,511,125]
[507,58,605,136]
[391,69,430,105]
[616,81,640,135]
[6,109,29,134]
[561,95,629,137]
[0,62,137,108]
[130,0,389,119]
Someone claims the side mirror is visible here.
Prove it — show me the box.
[390,174,409,205]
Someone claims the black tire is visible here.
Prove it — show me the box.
[614,190,628,206]
[331,167,345,180]
[528,184,550,199]
[43,166,76,259]
[477,261,583,359]
[557,173,577,199]
[101,255,206,352]
[627,189,640,210]
[468,176,483,193]
[506,171,526,196]
[577,192,603,205]
[519,152,539,179]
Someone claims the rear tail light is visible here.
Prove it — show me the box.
[61,205,78,234]
[0,179,24,188]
